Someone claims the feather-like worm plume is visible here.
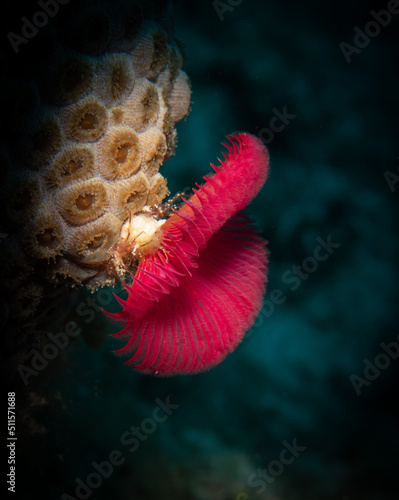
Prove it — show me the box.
[106,132,270,375]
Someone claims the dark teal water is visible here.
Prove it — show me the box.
[2,1,398,499]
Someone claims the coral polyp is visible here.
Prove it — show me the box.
[168,70,192,122]
[94,53,136,107]
[139,127,167,176]
[26,204,64,261]
[123,79,161,132]
[111,172,150,217]
[132,22,169,78]
[56,178,108,226]
[67,214,122,265]
[63,97,108,142]
[99,127,142,180]
[46,145,95,188]
[147,172,170,205]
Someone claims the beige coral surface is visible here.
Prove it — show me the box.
[0,0,191,369]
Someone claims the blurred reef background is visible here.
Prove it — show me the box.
[1,0,399,499]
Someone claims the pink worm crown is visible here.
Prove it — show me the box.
[105,132,270,376]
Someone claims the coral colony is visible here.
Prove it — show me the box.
[2,14,190,288]
[1,1,269,375]
[1,2,191,369]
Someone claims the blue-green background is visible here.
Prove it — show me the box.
[8,1,399,499]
